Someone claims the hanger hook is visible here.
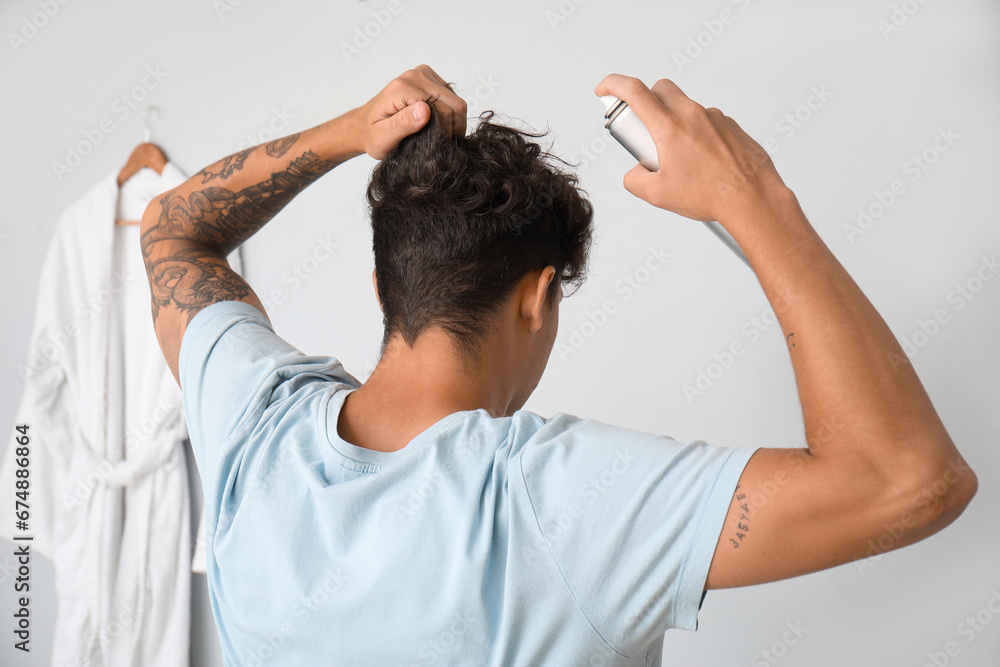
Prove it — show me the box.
[142,106,160,143]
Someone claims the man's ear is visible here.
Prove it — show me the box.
[372,269,383,312]
[520,266,556,334]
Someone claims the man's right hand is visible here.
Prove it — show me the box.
[594,74,789,231]
[595,73,977,590]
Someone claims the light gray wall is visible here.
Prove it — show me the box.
[1,0,998,665]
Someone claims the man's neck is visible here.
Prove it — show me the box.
[336,331,515,452]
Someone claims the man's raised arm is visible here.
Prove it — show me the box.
[594,74,978,589]
[139,64,467,386]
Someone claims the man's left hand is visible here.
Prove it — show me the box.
[350,64,468,160]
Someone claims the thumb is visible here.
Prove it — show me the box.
[390,101,430,139]
[409,100,430,125]
[622,162,658,202]
[369,101,432,159]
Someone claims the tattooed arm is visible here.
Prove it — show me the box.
[140,64,468,385]
[138,117,357,386]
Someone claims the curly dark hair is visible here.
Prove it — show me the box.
[366,102,594,363]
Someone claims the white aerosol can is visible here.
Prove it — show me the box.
[601,94,750,267]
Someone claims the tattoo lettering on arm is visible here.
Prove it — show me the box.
[729,485,751,549]
[141,148,338,326]
[265,132,301,159]
[198,147,254,183]
[786,332,796,350]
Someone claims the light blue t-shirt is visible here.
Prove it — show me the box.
[179,299,759,666]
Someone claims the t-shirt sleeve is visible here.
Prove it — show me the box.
[516,412,759,657]
[178,300,360,524]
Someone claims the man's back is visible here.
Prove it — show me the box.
[182,299,756,666]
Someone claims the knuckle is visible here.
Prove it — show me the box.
[622,77,646,96]
[685,98,707,115]
[606,73,628,90]
[389,79,410,97]
[651,78,675,94]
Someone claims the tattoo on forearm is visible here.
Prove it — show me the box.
[141,147,337,325]
[786,332,796,350]
[265,133,301,159]
[198,147,254,183]
[145,149,333,252]
[729,486,750,549]
[145,247,253,323]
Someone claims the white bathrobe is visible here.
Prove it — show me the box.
[0,163,235,666]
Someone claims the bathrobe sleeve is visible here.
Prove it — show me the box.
[0,214,93,561]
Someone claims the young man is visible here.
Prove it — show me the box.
[140,65,977,665]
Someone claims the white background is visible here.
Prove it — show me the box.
[1,0,998,665]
